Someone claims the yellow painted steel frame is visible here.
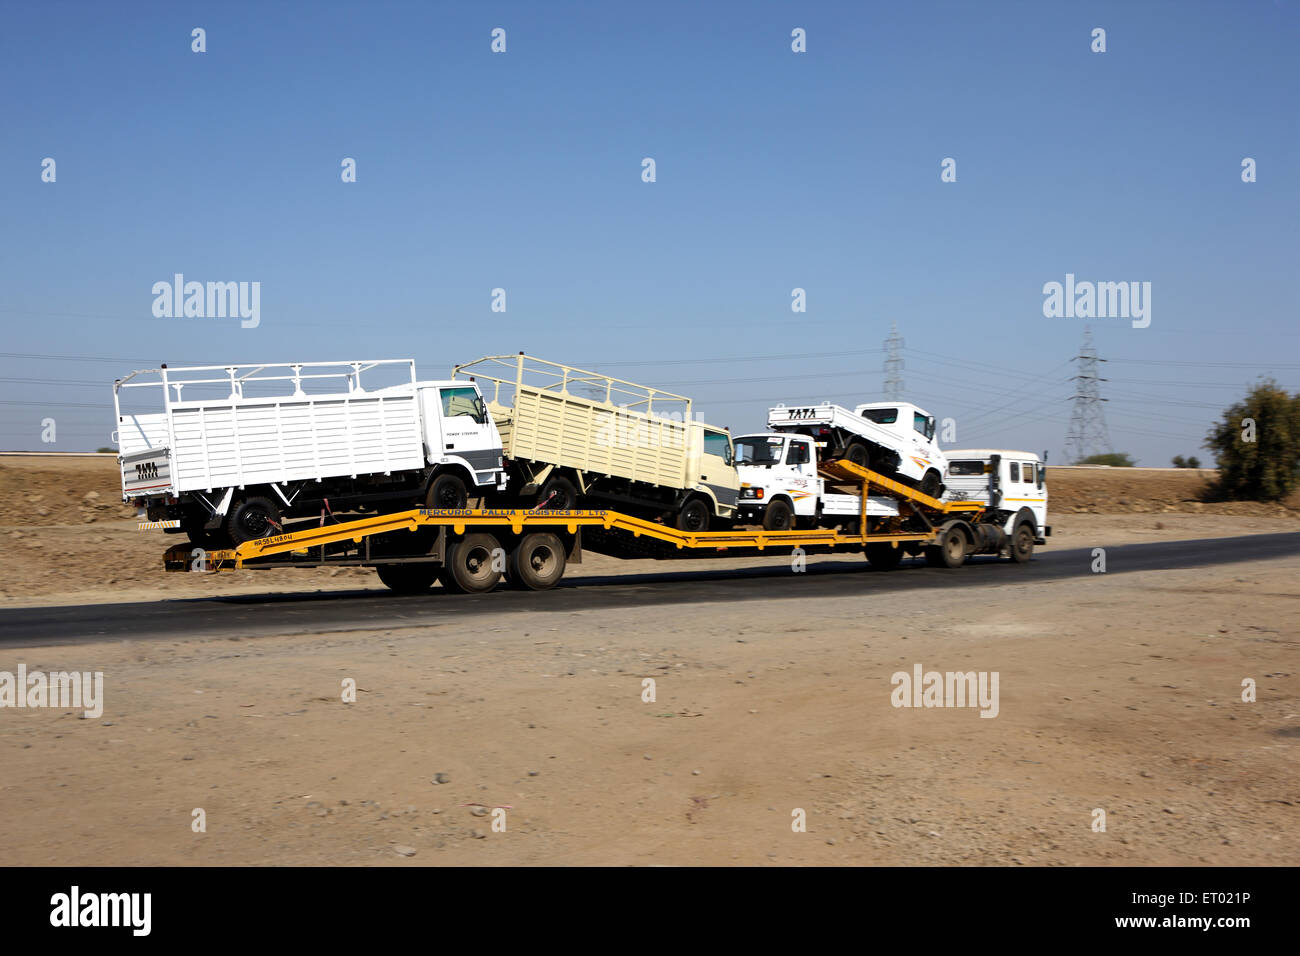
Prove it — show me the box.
[163,463,985,573]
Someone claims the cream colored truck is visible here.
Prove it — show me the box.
[452,354,738,532]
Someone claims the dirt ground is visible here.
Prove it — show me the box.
[0,455,1296,866]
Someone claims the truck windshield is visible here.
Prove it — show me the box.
[735,436,781,465]
[441,387,487,424]
[861,408,897,424]
[948,460,986,476]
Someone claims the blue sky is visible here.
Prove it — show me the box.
[2,0,1297,462]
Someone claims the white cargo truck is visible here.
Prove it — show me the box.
[767,400,947,498]
[735,432,914,530]
[941,449,1050,559]
[114,360,506,547]
[453,353,739,532]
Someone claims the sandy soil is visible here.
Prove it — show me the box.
[0,455,1296,866]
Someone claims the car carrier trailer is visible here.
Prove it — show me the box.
[160,459,1044,593]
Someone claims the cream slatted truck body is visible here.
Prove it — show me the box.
[453,354,739,532]
[114,360,505,547]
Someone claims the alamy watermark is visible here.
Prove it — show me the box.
[1,664,103,718]
[1042,273,1150,328]
[890,662,999,718]
[152,273,260,328]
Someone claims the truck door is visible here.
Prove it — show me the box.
[433,385,503,480]
[700,428,739,512]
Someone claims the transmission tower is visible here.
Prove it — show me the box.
[1063,327,1113,463]
[883,323,904,400]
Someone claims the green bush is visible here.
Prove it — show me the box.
[1076,452,1135,467]
[1203,379,1300,501]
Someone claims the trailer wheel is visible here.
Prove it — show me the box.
[675,497,711,533]
[919,470,943,500]
[226,496,282,545]
[536,475,578,510]
[440,533,504,593]
[1009,521,1035,563]
[375,564,439,594]
[844,443,870,468]
[763,498,795,531]
[924,526,967,568]
[508,533,567,590]
[426,473,469,510]
[865,543,905,570]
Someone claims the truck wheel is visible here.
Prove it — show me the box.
[375,564,439,594]
[844,443,870,468]
[508,533,567,590]
[865,543,905,570]
[536,475,578,510]
[182,513,224,549]
[675,497,711,533]
[1009,522,1035,563]
[440,533,503,593]
[763,499,795,531]
[924,526,967,568]
[426,473,468,510]
[919,470,943,500]
[226,496,282,545]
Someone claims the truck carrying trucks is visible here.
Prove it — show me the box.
[452,353,739,532]
[767,400,946,498]
[156,455,1048,593]
[114,360,506,548]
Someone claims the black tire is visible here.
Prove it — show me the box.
[441,532,504,593]
[844,443,870,468]
[923,526,967,569]
[675,497,711,533]
[226,495,282,545]
[865,542,905,570]
[375,563,439,594]
[181,513,225,549]
[508,533,567,590]
[425,472,469,510]
[536,474,578,510]
[919,470,943,500]
[763,498,795,532]
[1009,521,1035,563]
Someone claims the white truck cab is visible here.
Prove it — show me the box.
[734,431,905,531]
[943,449,1050,543]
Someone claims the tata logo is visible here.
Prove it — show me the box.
[787,407,816,420]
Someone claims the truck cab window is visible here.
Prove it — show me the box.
[704,430,733,466]
[913,412,930,437]
[1009,462,1020,482]
[948,460,984,476]
[441,387,487,424]
[786,440,810,465]
[1022,462,1035,483]
[862,408,898,425]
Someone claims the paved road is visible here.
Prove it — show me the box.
[1,533,1296,647]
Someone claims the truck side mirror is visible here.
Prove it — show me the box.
[1036,464,1045,489]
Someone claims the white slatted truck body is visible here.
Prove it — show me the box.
[767,400,947,498]
[114,360,506,547]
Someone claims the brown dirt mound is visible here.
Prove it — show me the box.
[1046,467,1300,518]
